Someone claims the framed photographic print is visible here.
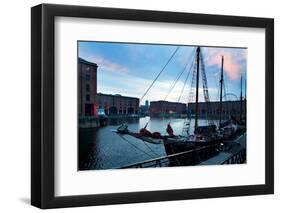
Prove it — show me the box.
[31,4,274,209]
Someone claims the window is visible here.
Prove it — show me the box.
[86,74,90,81]
[86,84,90,92]
[86,94,90,101]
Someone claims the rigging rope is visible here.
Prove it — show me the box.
[223,81,231,119]
[160,48,196,127]
[216,81,220,101]
[163,49,195,101]
[199,50,214,125]
[118,134,155,158]
[140,46,180,102]
[163,62,188,101]
[185,54,198,135]
[142,141,160,157]
[177,54,194,102]
[142,46,181,128]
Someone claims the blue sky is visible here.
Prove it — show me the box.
[78,41,247,105]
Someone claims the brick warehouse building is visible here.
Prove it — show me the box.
[97,93,139,115]
[78,58,98,116]
[149,101,187,116]
[78,57,140,116]
[187,100,246,119]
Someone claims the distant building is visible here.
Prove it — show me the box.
[140,100,150,115]
[78,58,98,116]
[145,100,149,107]
[78,57,140,117]
[97,93,140,115]
[187,100,246,119]
[149,101,187,116]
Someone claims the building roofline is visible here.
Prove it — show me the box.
[78,57,98,67]
[187,100,246,105]
[97,93,139,100]
[150,100,187,105]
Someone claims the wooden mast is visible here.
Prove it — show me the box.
[194,47,200,131]
[219,56,224,128]
[240,75,243,121]
[244,77,246,121]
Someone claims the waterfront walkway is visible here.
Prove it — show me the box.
[199,133,246,165]
[118,133,246,168]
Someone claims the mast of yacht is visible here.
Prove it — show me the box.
[240,75,243,121]
[194,47,200,131]
[219,56,224,128]
[244,77,246,121]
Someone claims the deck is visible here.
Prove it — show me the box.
[118,133,246,168]
[199,133,246,165]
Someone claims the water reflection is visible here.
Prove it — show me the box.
[79,116,216,170]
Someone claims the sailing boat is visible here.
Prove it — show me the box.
[229,75,246,133]
[115,46,242,159]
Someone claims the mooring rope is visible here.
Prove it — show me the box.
[118,134,155,158]
[142,140,160,157]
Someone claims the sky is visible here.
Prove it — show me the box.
[78,41,247,105]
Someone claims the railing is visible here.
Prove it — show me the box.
[120,144,223,169]
[118,133,246,168]
[221,148,246,164]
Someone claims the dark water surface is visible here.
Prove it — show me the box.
[79,116,214,170]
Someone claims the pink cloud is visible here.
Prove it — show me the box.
[205,49,246,80]
[90,54,128,73]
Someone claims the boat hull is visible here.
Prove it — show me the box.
[163,128,246,167]
[163,139,224,166]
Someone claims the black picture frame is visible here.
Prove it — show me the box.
[31,3,274,209]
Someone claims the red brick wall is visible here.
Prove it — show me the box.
[78,61,98,116]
